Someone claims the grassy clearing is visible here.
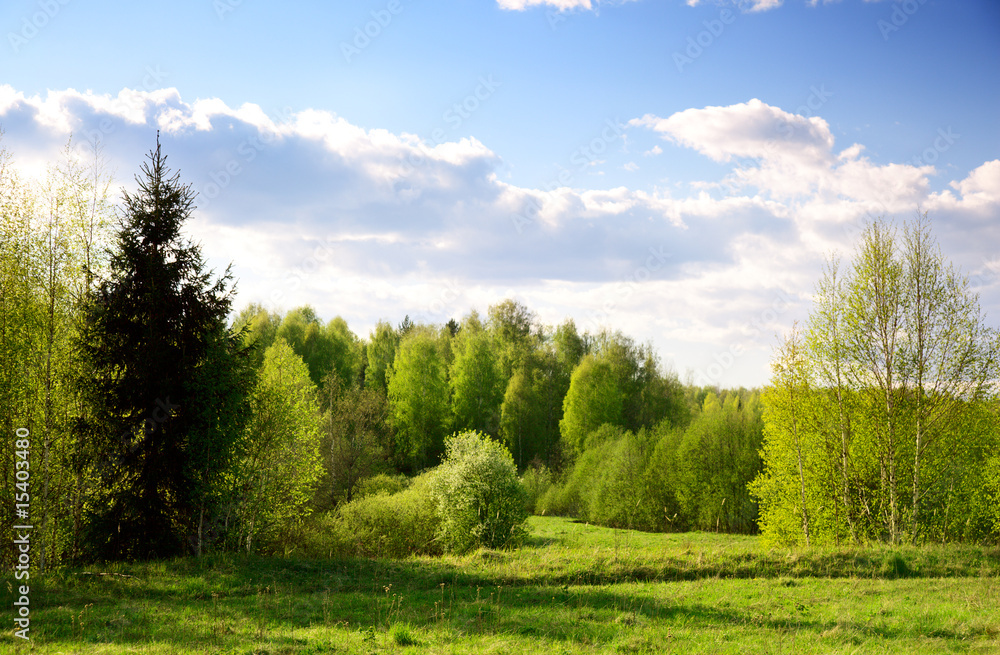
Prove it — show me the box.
[6,517,1000,653]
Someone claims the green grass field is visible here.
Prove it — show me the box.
[7,516,1000,653]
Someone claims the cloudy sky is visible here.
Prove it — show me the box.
[2,0,998,387]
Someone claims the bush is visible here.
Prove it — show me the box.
[335,472,441,557]
[290,511,352,559]
[431,431,529,553]
[520,463,553,514]
[356,473,411,498]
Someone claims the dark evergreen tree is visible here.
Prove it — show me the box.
[75,137,253,560]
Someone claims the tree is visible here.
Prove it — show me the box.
[325,378,393,504]
[325,315,363,389]
[234,339,323,552]
[752,327,816,546]
[276,306,332,387]
[843,220,906,543]
[75,137,253,560]
[675,391,763,534]
[365,320,399,395]
[430,431,528,553]
[449,316,504,436]
[387,328,450,470]
[756,215,1000,546]
[553,318,586,374]
[559,354,623,456]
[806,256,860,543]
[232,303,281,370]
[500,345,565,469]
[0,139,43,568]
[898,216,997,540]
[488,298,537,381]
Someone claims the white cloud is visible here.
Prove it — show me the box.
[496,0,641,11]
[686,0,784,11]
[926,160,1000,214]
[631,99,835,166]
[497,0,592,10]
[1,86,996,387]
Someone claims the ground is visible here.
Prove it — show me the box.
[7,516,1000,653]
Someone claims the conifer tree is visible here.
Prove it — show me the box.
[76,136,252,560]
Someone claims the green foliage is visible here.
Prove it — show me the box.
[672,391,763,533]
[487,298,538,380]
[519,463,553,514]
[755,216,1000,546]
[553,318,586,373]
[356,472,411,498]
[276,306,362,390]
[231,303,281,370]
[387,327,450,470]
[330,472,440,557]
[500,345,566,469]
[449,320,504,436]
[430,431,529,553]
[0,137,117,568]
[541,389,764,535]
[322,379,394,505]
[75,140,252,561]
[559,354,623,456]
[234,339,324,553]
[365,319,399,394]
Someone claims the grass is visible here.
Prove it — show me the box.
[5,516,1000,653]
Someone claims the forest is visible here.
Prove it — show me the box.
[2,137,1000,572]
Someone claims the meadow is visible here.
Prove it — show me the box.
[6,516,1000,654]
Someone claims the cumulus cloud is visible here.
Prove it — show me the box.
[1,86,996,387]
[630,98,942,212]
[631,99,835,166]
[497,0,592,10]
[496,0,640,11]
[686,0,784,11]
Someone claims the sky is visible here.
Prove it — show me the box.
[1,0,998,387]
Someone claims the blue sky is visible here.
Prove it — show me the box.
[2,0,998,387]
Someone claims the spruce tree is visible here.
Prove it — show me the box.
[76,136,252,560]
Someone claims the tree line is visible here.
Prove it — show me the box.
[753,216,1000,546]
[3,136,998,566]
[0,137,707,563]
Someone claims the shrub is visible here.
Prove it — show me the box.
[333,472,440,557]
[431,431,529,553]
[587,427,658,530]
[290,511,352,559]
[520,463,553,514]
[356,473,411,498]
